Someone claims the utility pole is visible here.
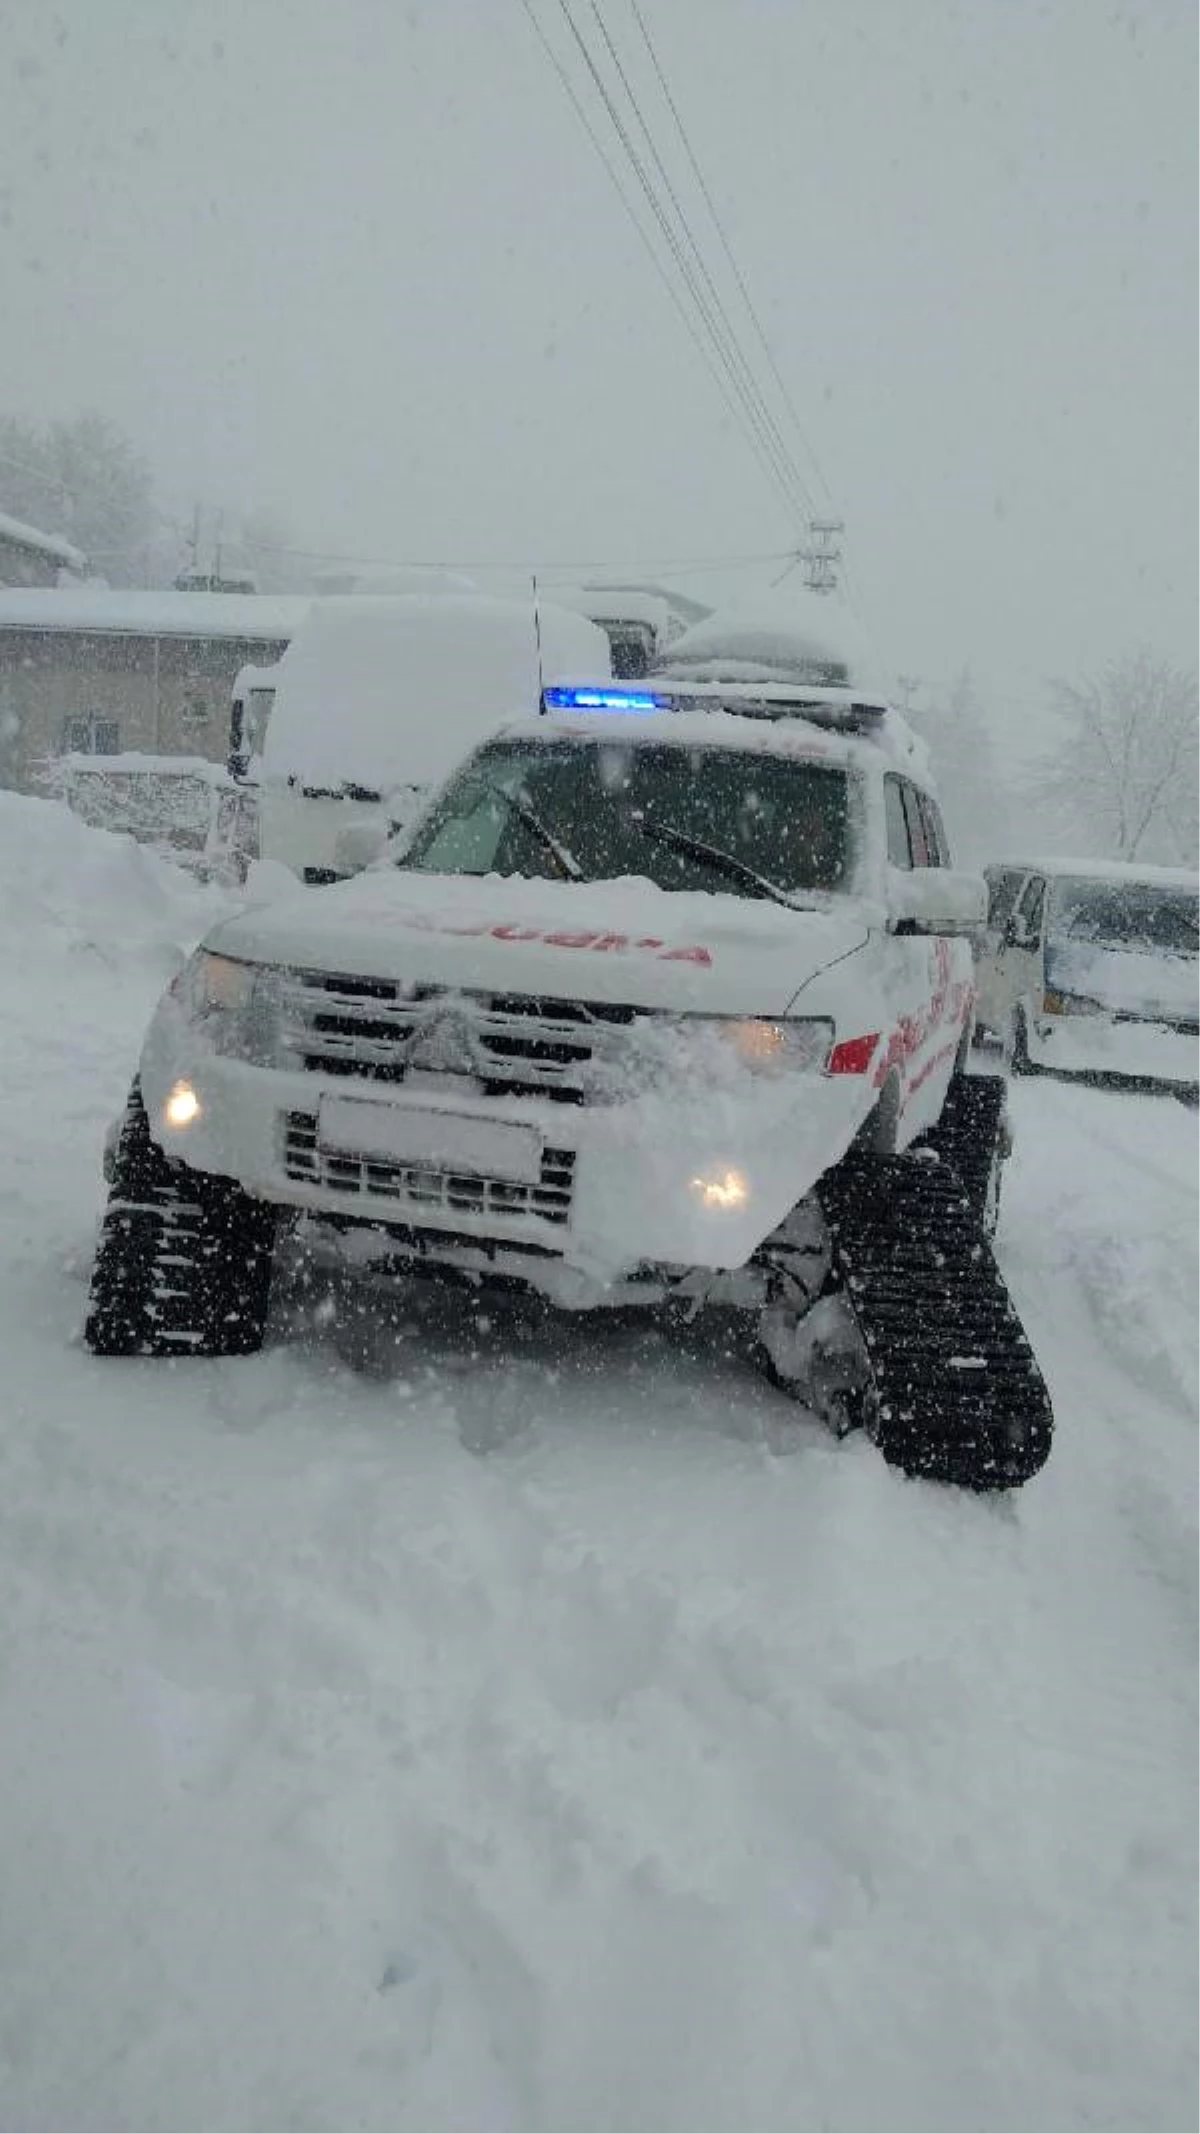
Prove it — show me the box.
[800,518,844,595]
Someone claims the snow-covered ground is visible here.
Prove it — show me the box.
[1,792,1196,2133]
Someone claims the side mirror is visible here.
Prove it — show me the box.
[888,867,987,937]
[334,820,387,875]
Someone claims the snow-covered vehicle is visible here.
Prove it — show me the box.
[254,594,611,884]
[43,752,258,885]
[976,858,1198,1090]
[85,677,1054,1490]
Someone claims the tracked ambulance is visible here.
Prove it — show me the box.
[86,604,1053,1490]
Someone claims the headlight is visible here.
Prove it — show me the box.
[717,1018,833,1074]
[169,950,282,1062]
[172,950,257,1021]
[584,1014,833,1101]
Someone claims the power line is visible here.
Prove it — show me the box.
[519,0,798,527]
[212,534,798,577]
[546,0,807,529]
[627,0,836,514]
[584,0,818,527]
[558,0,813,528]
[524,0,807,532]
[526,1,861,615]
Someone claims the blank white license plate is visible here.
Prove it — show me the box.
[317,1097,543,1183]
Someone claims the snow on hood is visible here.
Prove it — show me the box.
[206,865,871,1016]
[261,594,610,794]
[1044,938,1198,1022]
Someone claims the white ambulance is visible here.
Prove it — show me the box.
[87,668,1055,1489]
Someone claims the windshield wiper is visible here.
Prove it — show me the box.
[633,815,812,910]
[428,779,580,881]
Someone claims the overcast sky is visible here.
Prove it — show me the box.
[1,0,1195,734]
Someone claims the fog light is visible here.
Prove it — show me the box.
[691,1168,749,1210]
[165,1080,200,1128]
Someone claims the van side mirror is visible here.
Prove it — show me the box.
[888,867,987,937]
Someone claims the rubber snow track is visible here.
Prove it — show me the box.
[818,1143,1053,1488]
[0,800,1195,2132]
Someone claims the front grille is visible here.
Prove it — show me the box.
[278,970,635,1101]
[282,1111,576,1227]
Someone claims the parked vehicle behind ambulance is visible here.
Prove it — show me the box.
[256,594,611,884]
[975,857,1198,1089]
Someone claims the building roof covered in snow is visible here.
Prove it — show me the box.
[0,587,311,641]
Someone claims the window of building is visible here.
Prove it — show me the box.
[61,713,120,755]
[180,695,211,736]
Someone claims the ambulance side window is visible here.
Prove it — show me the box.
[917,790,950,867]
[900,781,931,866]
[884,775,912,868]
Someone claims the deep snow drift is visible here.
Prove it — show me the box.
[0,792,1195,2132]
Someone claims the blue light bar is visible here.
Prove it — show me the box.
[541,684,668,714]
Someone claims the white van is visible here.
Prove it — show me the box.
[257,594,610,883]
[975,857,1198,1088]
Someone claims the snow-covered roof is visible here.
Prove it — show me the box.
[548,585,672,636]
[590,580,711,627]
[505,697,926,776]
[0,588,311,641]
[56,750,235,783]
[0,511,88,572]
[657,588,875,689]
[986,856,1198,890]
[232,660,283,696]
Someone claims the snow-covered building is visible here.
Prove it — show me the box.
[0,510,89,589]
[0,588,310,794]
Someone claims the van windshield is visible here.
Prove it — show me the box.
[1049,879,1198,958]
[399,736,854,900]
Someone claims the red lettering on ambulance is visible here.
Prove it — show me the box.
[660,945,714,966]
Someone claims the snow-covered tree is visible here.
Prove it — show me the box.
[1035,649,1198,867]
[0,413,155,584]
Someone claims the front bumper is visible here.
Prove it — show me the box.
[1027,1009,1198,1087]
[139,1009,870,1283]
